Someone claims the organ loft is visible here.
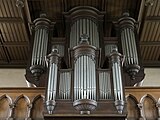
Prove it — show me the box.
[23,6,145,120]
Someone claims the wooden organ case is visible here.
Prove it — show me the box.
[25,6,145,120]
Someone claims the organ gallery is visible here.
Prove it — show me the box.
[24,6,144,120]
[2,0,160,119]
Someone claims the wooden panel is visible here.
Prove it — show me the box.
[125,87,160,119]
[143,96,158,119]
[14,96,29,119]
[31,95,44,119]
[0,87,160,119]
[0,95,11,119]
[0,88,45,119]
[0,0,21,17]
[126,95,140,119]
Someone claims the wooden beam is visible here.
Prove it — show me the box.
[142,61,160,67]
[0,17,23,23]
[146,16,160,22]
[0,60,27,68]
[0,41,29,47]
[140,41,160,46]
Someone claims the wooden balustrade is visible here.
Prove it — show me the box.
[125,87,160,120]
[1,87,160,119]
[0,88,45,120]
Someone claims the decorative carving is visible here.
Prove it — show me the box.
[46,100,56,114]
[137,103,145,120]
[156,102,160,119]
[73,99,97,114]
[16,0,24,8]
[145,0,155,6]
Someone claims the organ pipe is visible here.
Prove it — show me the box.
[30,14,55,81]
[110,47,124,114]
[70,19,99,48]
[58,70,71,99]
[118,12,140,80]
[45,48,60,114]
[72,34,97,114]
[98,70,112,99]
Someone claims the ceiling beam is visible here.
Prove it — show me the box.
[0,41,29,47]
[143,61,160,67]
[0,17,23,23]
[0,61,27,68]
[140,41,160,46]
[146,16,160,22]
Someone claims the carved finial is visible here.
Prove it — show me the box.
[52,46,58,53]
[145,0,154,6]
[80,34,89,44]
[40,13,47,18]
[122,12,130,17]
[16,0,24,8]
[112,46,118,52]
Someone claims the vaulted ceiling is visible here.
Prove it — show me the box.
[0,0,160,68]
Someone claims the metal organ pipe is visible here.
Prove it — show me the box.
[31,15,52,66]
[30,14,55,81]
[72,34,97,114]
[118,12,140,80]
[110,48,124,114]
[45,49,60,114]
[64,7,105,114]
[98,71,112,99]
[70,19,99,48]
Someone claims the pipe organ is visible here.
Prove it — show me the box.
[29,14,55,81]
[58,70,71,99]
[98,70,112,99]
[25,6,145,120]
[109,48,124,114]
[45,48,60,114]
[118,12,140,80]
[72,34,97,114]
[70,19,99,48]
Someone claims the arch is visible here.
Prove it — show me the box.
[0,94,13,119]
[31,94,45,103]
[140,94,158,119]
[126,94,140,119]
[140,94,157,104]
[126,94,139,103]
[0,94,13,104]
[13,94,31,119]
[14,94,30,105]
[30,94,45,119]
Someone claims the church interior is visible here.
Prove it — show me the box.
[0,0,160,119]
